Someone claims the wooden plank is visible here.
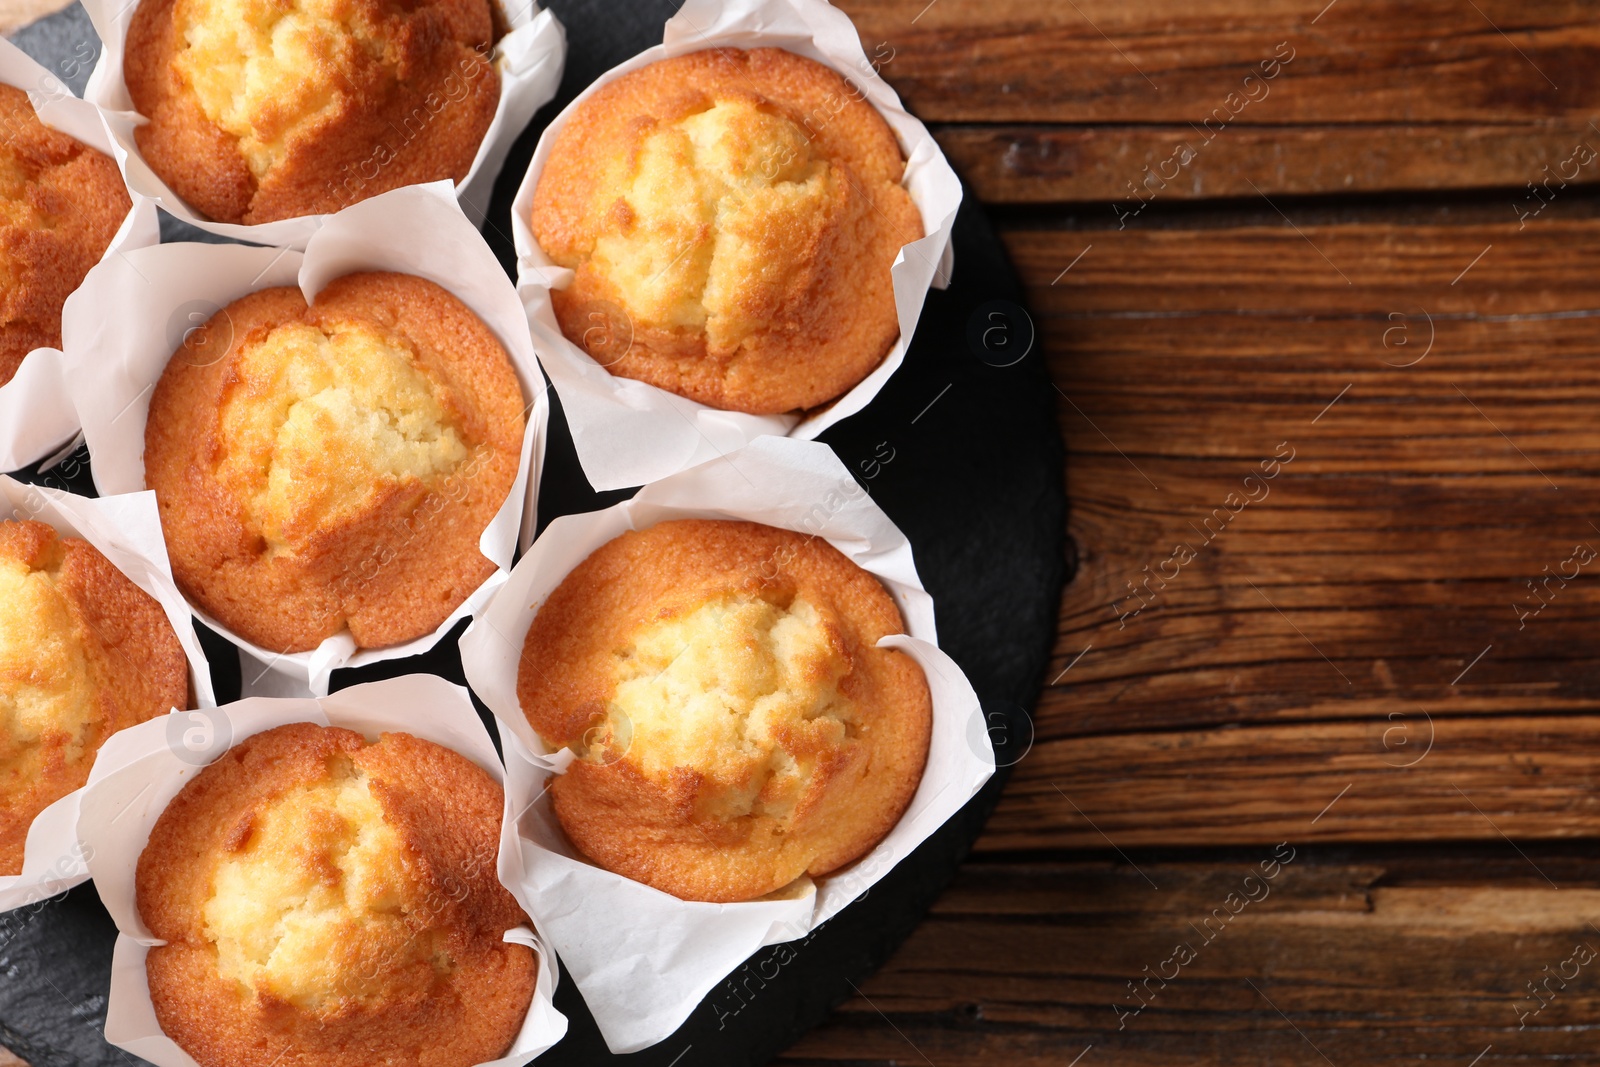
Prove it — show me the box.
[780,856,1600,1064]
[982,716,1600,851]
[839,0,1595,125]
[1007,219,1600,312]
[935,123,1600,204]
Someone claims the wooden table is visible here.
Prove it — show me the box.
[775,1,1600,1063]
[4,0,1596,1063]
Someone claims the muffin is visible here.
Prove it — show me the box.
[0,85,133,387]
[138,722,535,1067]
[143,271,525,653]
[516,518,932,903]
[124,0,501,224]
[0,519,187,875]
[530,47,924,415]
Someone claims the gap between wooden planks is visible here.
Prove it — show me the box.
[986,216,1600,852]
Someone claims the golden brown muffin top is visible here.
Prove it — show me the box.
[518,519,932,903]
[0,520,188,875]
[144,271,525,654]
[137,722,536,1067]
[531,47,924,415]
[125,0,501,224]
[213,316,470,552]
[0,85,132,386]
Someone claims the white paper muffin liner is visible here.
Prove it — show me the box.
[0,37,159,473]
[65,182,550,698]
[458,435,993,1052]
[77,674,568,1067]
[80,0,566,247]
[508,0,963,492]
[0,476,214,913]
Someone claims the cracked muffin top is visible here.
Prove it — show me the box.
[0,519,187,875]
[143,271,525,653]
[138,722,536,1067]
[530,47,923,415]
[0,84,132,385]
[516,518,932,903]
[125,0,501,224]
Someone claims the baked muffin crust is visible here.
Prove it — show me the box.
[517,519,932,903]
[0,85,132,386]
[125,0,501,224]
[531,48,924,415]
[0,520,187,875]
[144,271,525,653]
[138,722,535,1067]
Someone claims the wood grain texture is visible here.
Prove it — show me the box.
[837,0,1594,124]
[778,854,1600,1064]
[979,217,1600,849]
[937,123,1600,204]
[984,717,1600,851]
[836,0,1597,202]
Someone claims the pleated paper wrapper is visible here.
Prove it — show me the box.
[459,435,994,1052]
[0,477,213,912]
[77,675,568,1067]
[80,0,566,246]
[0,37,158,472]
[67,183,549,697]
[508,0,962,491]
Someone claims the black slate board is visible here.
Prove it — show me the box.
[1,3,1066,1063]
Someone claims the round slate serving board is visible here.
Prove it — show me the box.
[1,2,1066,1063]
